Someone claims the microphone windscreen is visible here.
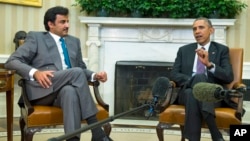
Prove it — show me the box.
[152,77,170,98]
[193,82,223,102]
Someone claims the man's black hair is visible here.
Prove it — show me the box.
[44,6,69,31]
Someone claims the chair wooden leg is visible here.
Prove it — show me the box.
[24,127,42,141]
[19,117,25,141]
[180,125,185,141]
[156,122,164,141]
[103,122,111,136]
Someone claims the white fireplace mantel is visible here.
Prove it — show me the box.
[79,17,236,116]
[79,17,235,26]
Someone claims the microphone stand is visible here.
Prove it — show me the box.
[47,104,151,141]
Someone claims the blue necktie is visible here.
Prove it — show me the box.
[196,47,205,74]
[60,37,71,68]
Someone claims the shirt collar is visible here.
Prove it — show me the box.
[49,32,61,42]
[198,42,211,51]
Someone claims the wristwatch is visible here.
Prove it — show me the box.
[207,62,215,70]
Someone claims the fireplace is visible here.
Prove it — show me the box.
[114,61,173,120]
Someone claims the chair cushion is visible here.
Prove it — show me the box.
[159,104,241,129]
[159,105,186,125]
[22,104,109,127]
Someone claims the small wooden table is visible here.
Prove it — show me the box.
[0,68,15,141]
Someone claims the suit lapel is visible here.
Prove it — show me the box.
[189,44,197,69]
[190,45,197,61]
[44,33,63,70]
[182,44,197,76]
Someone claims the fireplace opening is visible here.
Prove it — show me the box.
[114,61,173,120]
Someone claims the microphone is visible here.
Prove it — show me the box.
[152,77,171,99]
[193,82,243,102]
[145,77,170,119]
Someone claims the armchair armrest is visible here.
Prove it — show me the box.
[232,82,247,120]
[232,82,246,92]
[159,81,177,112]
[18,79,34,115]
[88,81,109,111]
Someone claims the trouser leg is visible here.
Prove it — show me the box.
[179,74,207,141]
[56,85,81,140]
[182,88,202,141]
[202,107,223,140]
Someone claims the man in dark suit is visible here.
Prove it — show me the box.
[5,6,112,141]
[170,17,233,141]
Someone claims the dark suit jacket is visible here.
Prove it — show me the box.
[170,41,233,87]
[5,31,94,101]
[170,41,235,107]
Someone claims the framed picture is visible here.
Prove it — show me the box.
[0,0,42,7]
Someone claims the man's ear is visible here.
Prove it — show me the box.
[210,27,215,34]
[48,21,54,28]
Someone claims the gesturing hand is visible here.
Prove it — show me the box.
[34,70,55,88]
[195,48,210,66]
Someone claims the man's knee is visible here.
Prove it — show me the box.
[70,67,83,74]
[193,74,207,82]
[60,85,78,102]
[70,67,86,79]
[185,88,198,103]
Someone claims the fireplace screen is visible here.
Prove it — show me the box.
[114,61,173,120]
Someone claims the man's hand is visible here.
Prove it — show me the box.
[195,48,210,66]
[94,71,107,82]
[34,70,55,88]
